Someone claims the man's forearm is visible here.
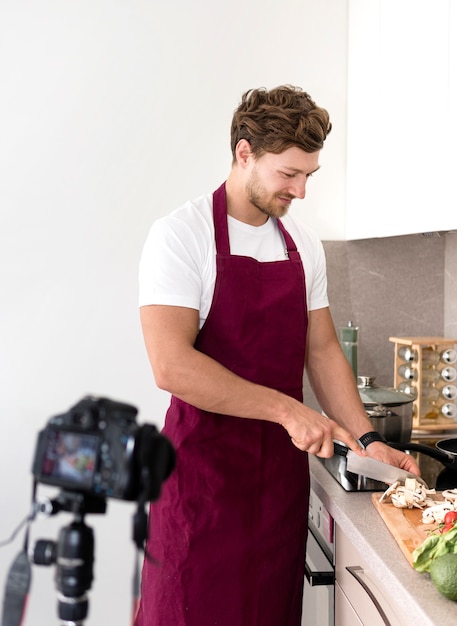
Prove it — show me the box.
[306,348,374,440]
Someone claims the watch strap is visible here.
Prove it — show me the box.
[358,431,387,449]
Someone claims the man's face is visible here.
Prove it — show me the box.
[245,146,321,219]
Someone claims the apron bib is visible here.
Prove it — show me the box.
[136,182,309,626]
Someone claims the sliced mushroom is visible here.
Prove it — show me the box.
[421,502,455,524]
[380,481,400,503]
[442,488,457,502]
[380,479,438,510]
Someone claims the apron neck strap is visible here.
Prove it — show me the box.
[212,182,299,257]
[277,218,299,258]
[212,182,230,255]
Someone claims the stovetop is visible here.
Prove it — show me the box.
[322,440,457,492]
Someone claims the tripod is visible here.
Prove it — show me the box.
[33,491,106,626]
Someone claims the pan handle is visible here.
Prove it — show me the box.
[387,441,456,468]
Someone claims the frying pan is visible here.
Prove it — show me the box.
[388,438,457,471]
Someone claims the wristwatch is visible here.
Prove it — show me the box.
[358,431,387,449]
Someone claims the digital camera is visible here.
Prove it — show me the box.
[32,396,174,502]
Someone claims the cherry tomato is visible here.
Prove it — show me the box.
[443,511,457,525]
[441,523,455,534]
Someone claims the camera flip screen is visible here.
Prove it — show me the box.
[40,430,99,489]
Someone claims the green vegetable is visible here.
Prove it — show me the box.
[413,525,457,572]
[429,553,457,600]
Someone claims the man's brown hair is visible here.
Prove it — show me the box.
[230,85,332,161]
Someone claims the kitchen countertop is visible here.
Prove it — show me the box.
[309,455,457,625]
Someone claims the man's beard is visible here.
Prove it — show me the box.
[246,168,294,219]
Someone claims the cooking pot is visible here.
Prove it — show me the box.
[358,376,415,442]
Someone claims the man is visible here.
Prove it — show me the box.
[135,85,418,626]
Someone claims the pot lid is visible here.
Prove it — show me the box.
[357,375,415,406]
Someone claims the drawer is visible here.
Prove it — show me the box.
[335,526,407,626]
[335,582,363,626]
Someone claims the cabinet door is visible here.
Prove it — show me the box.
[335,526,407,625]
[450,0,457,171]
[335,582,364,626]
[347,0,453,239]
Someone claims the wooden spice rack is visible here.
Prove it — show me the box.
[390,336,457,432]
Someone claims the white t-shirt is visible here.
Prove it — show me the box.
[139,191,329,329]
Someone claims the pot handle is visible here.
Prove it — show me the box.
[387,441,456,468]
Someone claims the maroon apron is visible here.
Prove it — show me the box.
[136,182,309,626]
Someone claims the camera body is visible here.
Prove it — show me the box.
[32,396,172,502]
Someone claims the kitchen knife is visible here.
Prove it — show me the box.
[346,450,428,488]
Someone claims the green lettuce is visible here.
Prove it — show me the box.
[413,525,457,572]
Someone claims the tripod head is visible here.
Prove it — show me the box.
[32,491,106,625]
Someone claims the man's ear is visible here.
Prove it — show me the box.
[235,139,253,168]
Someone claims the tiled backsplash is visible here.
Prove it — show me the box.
[445,233,457,339]
[303,231,457,411]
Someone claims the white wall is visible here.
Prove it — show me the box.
[0,1,348,624]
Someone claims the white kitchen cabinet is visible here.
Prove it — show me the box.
[344,0,455,239]
[450,1,457,177]
[335,583,364,625]
[335,525,407,625]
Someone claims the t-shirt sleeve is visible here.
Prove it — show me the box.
[307,237,329,311]
[138,215,203,310]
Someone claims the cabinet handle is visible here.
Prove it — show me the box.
[346,566,392,626]
[304,561,335,586]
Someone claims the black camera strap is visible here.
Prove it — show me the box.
[1,552,31,626]
[1,482,36,626]
[131,549,141,625]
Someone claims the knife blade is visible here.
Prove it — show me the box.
[346,450,428,488]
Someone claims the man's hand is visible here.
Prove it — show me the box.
[284,408,364,458]
[365,441,420,475]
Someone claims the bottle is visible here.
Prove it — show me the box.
[441,403,457,419]
[421,347,440,366]
[397,381,417,398]
[442,384,457,400]
[340,321,358,380]
[422,385,457,402]
[397,346,417,362]
[398,364,417,380]
[442,367,457,382]
[423,405,440,420]
[441,348,457,365]
[420,386,440,403]
[421,368,441,383]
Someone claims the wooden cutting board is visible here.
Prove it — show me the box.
[372,492,442,567]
